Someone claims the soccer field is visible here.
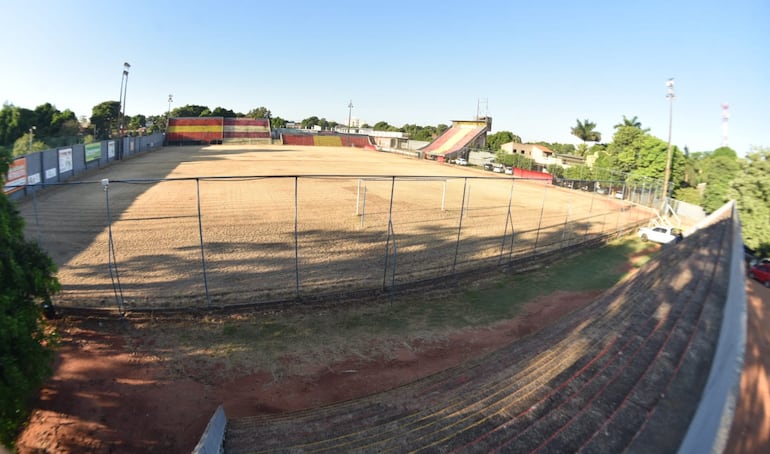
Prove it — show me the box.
[17,144,653,310]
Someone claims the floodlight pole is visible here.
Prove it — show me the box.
[167,94,173,132]
[347,100,353,133]
[661,78,675,214]
[28,126,36,154]
[119,62,130,136]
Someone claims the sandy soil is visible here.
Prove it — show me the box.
[15,145,652,310]
[16,290,602,453]
[726,280,770,453]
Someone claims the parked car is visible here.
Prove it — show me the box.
[638,225,683,244]
[455,157,468,166]
[483,162,494,171]
[493,163,504,173]
[504,166,513,175]
[748,263,770,287]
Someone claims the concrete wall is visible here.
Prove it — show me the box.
[4,133,164,201]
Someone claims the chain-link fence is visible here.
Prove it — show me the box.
[20,174,658,313]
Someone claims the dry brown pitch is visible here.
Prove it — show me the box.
[17,144,652,310]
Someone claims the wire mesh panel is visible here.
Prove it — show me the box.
[14,145,659,311]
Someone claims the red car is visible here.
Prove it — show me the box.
[748,263,770,287]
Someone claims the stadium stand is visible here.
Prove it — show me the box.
[223,118,270,143]
[200,206,742,453]
[421,119,491,161]
[166,117,224,144]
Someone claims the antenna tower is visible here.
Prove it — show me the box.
[721,103,729,147]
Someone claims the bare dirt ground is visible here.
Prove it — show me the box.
[726,280,770,453]
[15,145,651,310]
[16,290,602,453]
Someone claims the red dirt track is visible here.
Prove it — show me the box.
[16,291,602,452]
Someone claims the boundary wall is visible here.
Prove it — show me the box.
[3,133,165,201]
[166,117,271,144]
[679,200,746,453]
[280,131,376,149]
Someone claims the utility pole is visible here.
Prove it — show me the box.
[347,100,354,133]
[167,94,173,132]
[661,78,675,215]
[28,126,36,154]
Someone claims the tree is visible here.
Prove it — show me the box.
[487,131,521,151]
[613,115,649,132]
[701,147,740,214]
[89,101,120,140]
[301,116,320,129]
[571,119,601,144]
[729,147,770,255]
[373,121,394,131]
[270,116,287,129]
[210,107,237,117]
[246,107,271,119]
[12,132,47,157]
[0,148,60,448]
[546,164,565,178]
[172,104,210,118]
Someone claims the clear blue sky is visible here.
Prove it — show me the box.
[1,0,767,155]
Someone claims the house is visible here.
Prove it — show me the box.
[501,143,585,169]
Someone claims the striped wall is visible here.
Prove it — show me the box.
[166,117,272,144]
[167,117,224,143]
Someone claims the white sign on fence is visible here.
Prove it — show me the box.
[108,141,115,159]
[27,173,41,185]
[45,168,57,179]
[58,148,73,173]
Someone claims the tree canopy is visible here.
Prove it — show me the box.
[487,131,521,151]
[729,147,770,255]
[0,148,60,448]
[571,119,601,143]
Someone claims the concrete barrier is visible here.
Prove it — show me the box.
[679,201,747,453]
[192,405,227,454]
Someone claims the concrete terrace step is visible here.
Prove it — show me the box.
[224,217,730,453]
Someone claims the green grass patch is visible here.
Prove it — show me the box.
[141,236,659,375]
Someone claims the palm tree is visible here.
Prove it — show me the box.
[613,115,650,132]
[571,119,601,143]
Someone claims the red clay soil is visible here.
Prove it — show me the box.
[16,291,599,453]
[15,282,768,453]
[726,280,770,453]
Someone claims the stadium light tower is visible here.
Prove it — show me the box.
[119,62,130,136]
[29,126,36,154]
[167,94,173,131]
[661,78,675,214]
[347,100,354,133]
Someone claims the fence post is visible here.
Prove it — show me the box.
[360,185,367,228]
[452,178,469,273]
[355,178,361,215]
[294,176,300,299]
[195,178,212,308]
[498,178,516,265]
[441,180,446,211]
[103,179,125,315]
[382,177,397,290]
[532,181,548,253]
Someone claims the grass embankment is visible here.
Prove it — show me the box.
[134,237,659,377]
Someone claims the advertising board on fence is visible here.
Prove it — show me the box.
[2,157,27,194]
[85,143,101,162]
[108,141,115,159]
[58,148,73,173]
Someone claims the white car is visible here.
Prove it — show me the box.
[493,163,504,173]
[638,225,683,244]
[455,158,468,166]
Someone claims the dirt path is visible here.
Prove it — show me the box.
[16,290,600,453]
